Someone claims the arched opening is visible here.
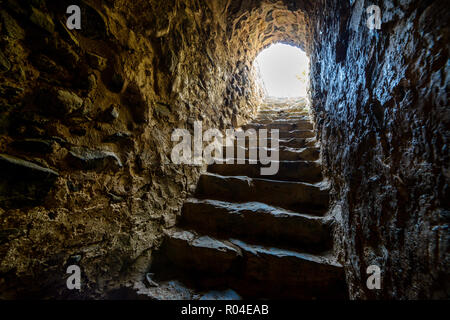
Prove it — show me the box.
[254,43,310,99]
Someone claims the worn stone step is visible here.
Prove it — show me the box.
[160,229,242,275]
[207,160,322,183]
[158,229,345,299]
[229,239,347,299]
[223,136,316,149]
[222,145,319,161]
[285,112,310,117]
[252,117,310,125]
[255,115,305,122]
[258,105,309,112]
[224,129,315,140]
[243,120,313,131]
[279,146,320,161]
[225,130,315,146]
[256,113,308,121]
[108,279,243,300]
[181,199,332,252]
[258,146,320,162]
[195,173,329,214]
[279,137,318,148]
[278,129,315,139]
[255,111,311,120]
[257,109,309,116]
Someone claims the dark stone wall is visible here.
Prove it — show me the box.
[310,0,449,299]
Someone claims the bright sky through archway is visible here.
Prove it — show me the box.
[255,43,310,98]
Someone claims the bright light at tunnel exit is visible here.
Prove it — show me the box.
[255,43,310,98]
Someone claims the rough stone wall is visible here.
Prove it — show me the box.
[309,0,449,299]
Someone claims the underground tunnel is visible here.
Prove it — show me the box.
[0,0,448,302]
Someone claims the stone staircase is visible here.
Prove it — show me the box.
[149,100,347,300]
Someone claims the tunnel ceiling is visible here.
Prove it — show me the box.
[117,0,314,59]
[224,0,313,59]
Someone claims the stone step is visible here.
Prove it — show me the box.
[229,239,347,299]
[195,173,329,214]
[243,120,313,131]
[278,129,316,139]
[280,146,320,161]
[222,145,319,161]
[252,117,310,125]
[257,109,309,117]
[159,229,346,299]
[181,199,332,252]
[256,114,309,121]
[225,130,315,140]
[279,137,318,148]
[257,111,309,118]
[207,160,322,183]
[226,129,315,143]
[159,229,242,276]
[258,106,309,113]
[108,279,243,300]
